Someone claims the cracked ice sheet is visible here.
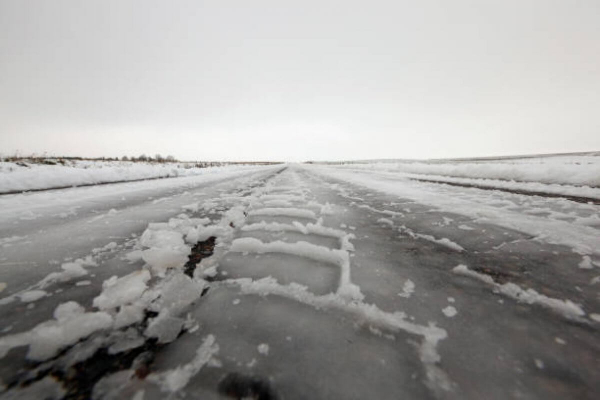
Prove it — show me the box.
[309,166,600,256]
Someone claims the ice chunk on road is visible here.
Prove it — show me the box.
[140,229,185,249]
[114,304,145,329]
[442,306,457,317]
[19,290,47,303]
[145,311,185,343]
[93,270,151,310]
[398,279,415,298]
[142,248,189,276]
[144,274,207,342]
[578,256,594,269]
[153,274,206,316]
[257,343,270,355]
[0,301,113,361]
[125,250,143,263]
[39,261,89,288]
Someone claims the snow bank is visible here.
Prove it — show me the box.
[0,160,273,193]
[397,173,600,200]
[331,155,600,187]
[311,166,600,257]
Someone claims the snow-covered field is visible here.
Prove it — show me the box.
[0,159,272,194]
[321,153,600,201]
[0,159,598,399]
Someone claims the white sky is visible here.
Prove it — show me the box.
[1,0,599,161]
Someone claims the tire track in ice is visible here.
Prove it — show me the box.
[213,169,455,395]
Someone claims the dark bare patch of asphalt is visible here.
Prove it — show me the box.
[409,177,600,205]
[184,236,217,278]
[218,372,279,400]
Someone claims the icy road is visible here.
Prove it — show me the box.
[0,164,599,399]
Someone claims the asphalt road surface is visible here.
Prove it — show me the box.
[0,165,598,399]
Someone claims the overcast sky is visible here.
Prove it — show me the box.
[1,0,599,161]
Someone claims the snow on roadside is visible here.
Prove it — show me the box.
[394,172,600,201]
[0,160,272,194]
[326,154,600,188]
[311,166,600,257]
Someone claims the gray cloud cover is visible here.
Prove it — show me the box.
[1,0,599,161]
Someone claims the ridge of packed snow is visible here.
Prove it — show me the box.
[227,277,452,393]
[230,237,363,301]
[242,221,355,251]
[148,334,219,392]
[452,265,586,320]
[248,207,316,220]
